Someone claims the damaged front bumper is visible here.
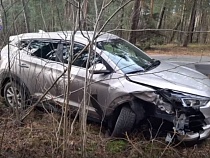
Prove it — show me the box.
[171,101,210,142]
[176,124,210,142]
[133,90,210,142]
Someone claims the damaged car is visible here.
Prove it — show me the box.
[0,31,210,143]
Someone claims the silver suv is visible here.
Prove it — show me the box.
[1,31,210,142]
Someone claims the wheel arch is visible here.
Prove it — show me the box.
[107,97,147,135]
[0,70,30,98]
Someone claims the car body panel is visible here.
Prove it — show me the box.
[195,62,210,76]
[127,61,210,98]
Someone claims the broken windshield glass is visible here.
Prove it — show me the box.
[97,39,153,73]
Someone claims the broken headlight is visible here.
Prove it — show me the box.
[159,90,210,108]
[181,98,209,107]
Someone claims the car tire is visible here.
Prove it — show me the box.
[111,106,136,137]
[4,81,28,109]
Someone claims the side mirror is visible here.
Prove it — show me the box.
[89,63,111,74]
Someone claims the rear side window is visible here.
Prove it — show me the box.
[17,40,30,50]
[28,40,58,59]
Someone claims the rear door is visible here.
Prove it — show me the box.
[19,39,87,110]
[18,39,64,100]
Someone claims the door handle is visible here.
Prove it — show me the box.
[19,63,29,68]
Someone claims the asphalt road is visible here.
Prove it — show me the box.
[150,55,210,70]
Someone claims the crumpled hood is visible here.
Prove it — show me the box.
[127,61,210,98]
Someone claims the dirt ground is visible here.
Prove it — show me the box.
[1,44,210,158]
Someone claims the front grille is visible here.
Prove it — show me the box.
[188,114,205,132]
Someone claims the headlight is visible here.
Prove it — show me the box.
[181,98,209,107]
[159,90,210,108]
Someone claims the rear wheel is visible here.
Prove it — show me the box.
[111,106,136,137]
[4,82,28,109]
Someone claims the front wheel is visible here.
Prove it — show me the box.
[111,106,136,137]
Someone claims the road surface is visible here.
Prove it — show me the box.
[150,55,210,70]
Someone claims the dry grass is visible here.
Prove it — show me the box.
[1,103,210,158]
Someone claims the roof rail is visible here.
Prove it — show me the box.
[38,30,46,33]
[9,35,17,42]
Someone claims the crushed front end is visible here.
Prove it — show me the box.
[134,89,210,142]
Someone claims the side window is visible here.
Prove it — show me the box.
[29,40,70,64]
[72,44,89,68]
[72,43,102,68]
[28,40,58,60]
[27,40,102,66]
[17,40,30,50]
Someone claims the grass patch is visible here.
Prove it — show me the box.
[106,139,127,154]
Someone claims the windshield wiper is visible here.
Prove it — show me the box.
[145,59,161,71]
[126,69,144,74]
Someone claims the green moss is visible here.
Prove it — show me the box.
[106,140,127,154]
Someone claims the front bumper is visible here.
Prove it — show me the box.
[176,101,210,142]
[177,124,210,141]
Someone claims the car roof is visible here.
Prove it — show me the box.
[9,31,119,44]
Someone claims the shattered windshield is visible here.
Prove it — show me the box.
[97,39,153,73]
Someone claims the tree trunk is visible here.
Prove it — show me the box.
[118,0,125,37]
[64,0,73,29]
[169,19,181,42]
[0,12,2,32]
[195,0,202,43]
[183,0,197,47]
[178,0,186,42]
[81,0,88,30]
[21,0,30,32]
[189,11,196,43]
[50,0,54,31]
[129,0,141,44]
[150,0,154,18]
[156,0,166,29]
[9,0,16,35]
[200,10,208,44]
